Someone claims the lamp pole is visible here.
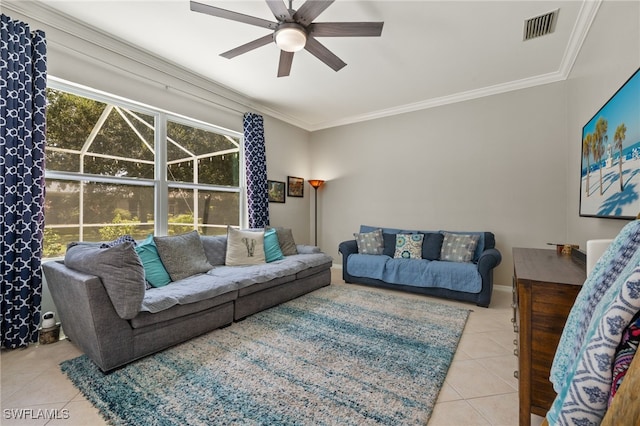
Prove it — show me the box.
[308,180,325,246]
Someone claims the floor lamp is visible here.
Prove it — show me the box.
[308,179,325,246]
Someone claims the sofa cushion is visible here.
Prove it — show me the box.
[382,233,397,257]
[268,227,298,255]
[154,231,213,281]
[264,228,285,262]
[135,235,171,288]
[200,235,227,266]
[420,232,445,260]
[354,228,384,255]
[394,234,424,259]
[440,232,479,263]
[132,290,237,328]
[140,273,238,313]
[226,227,266,266]
[65,242,145,319]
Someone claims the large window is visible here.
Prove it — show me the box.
[44,83,243,258]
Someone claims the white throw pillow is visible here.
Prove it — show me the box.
[225,226,266,266]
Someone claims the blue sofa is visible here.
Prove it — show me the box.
[338,225,502,307]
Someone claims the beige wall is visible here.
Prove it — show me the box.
[311,0,639,288]
[311,82,569,286]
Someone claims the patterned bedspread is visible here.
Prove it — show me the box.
[610,311,640,405]
[547,220,640,426]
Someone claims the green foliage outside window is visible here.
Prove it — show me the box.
[43,87,241,258]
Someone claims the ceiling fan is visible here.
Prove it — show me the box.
[190,0,384,77]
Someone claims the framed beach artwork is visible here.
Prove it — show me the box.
[579,67,640,220]
[267,180,285,203]
[287,176,304,197]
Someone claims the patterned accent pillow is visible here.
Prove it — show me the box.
[153,231,213,281]
[100,234,137,248]
[225,226,266,266]
[440,232,480,263]
[393,233,424,259]
[354,229,384,255]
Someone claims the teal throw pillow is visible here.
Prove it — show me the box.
[393,234,424,259]
[135,235,172,288]
[264,228,285,262]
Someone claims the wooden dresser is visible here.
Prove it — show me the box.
[512,248,586,426]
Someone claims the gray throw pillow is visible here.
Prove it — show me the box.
[354,228,384,255]
[440,232,480,263]
[154,231,213,281]
[200,235,227,266]
[64,242,145,320]
[268,226,298,256]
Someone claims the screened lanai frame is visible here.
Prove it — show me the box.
[44,77,246,255]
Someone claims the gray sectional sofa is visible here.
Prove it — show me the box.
[339,225,501,307]
[42,230,332,372]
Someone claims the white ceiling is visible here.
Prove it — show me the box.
[31,0,599,130]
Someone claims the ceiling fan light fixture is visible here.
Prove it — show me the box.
[274,24,307,52]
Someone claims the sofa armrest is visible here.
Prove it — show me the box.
[42,261,135,371]
[338,240,359,282]
[477,248,502,272]
[475,248,502,307]
[338,239,358,256]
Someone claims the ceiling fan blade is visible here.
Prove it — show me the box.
[293,0,334,26]
[266,0,292,22]
[190,1,277,29]
[277,51,294,77]
[220,34,274,59]
[304,37,346,72]
[309,22,384,37]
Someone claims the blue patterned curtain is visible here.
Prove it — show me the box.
[0,14,47,348]
[243,112,269,228]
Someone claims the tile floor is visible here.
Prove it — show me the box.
[1,268,546,425]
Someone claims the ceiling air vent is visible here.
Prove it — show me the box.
[523,9,558,41]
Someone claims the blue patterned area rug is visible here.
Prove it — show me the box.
[60,284,469,425]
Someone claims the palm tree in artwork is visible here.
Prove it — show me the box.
[594,117,608,196]
[582,133,594,196]
[614,123,627,191]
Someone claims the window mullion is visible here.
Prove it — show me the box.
[155,113,169,236]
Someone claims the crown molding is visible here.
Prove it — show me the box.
[308,0,602,131]
[307,71,566,131]
[557,0,602,78]
[4,0,600,133]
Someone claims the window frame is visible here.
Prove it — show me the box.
[45,77,246,246]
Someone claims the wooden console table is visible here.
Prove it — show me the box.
[512,248,586,426]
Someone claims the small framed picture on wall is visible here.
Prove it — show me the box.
[287,176,304,197]
[267,180,285,203]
